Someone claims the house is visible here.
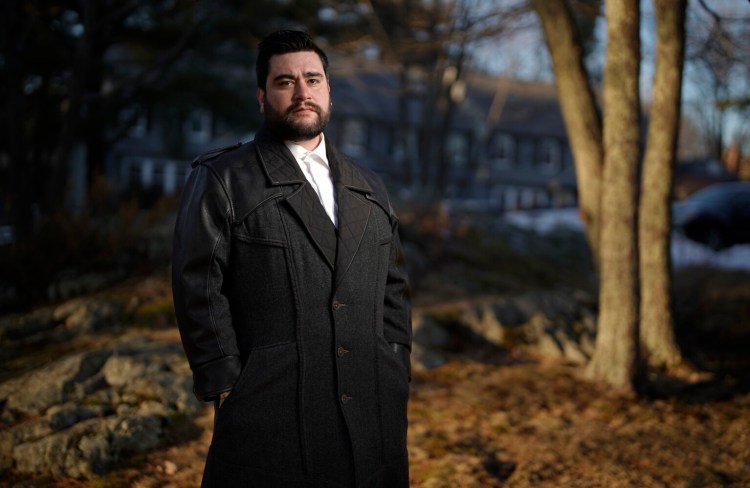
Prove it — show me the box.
[325,62,578,211]
[107,60,577,212]
[106,105,254,205]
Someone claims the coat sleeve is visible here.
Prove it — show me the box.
[383,219,413,378]
[383,219,412,349]
[357,166,413,357]
[172,164,241,402]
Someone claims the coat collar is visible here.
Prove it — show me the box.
[324,137,376,289]
[253,127,307,186]
[253,127,373,286]
[253,126,374,194]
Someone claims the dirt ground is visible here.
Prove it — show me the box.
[41,353,750,488]
[6,263,750,487]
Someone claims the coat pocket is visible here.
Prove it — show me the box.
[377,338,410,460]
[226,236,297,349]
[212,341,304,473]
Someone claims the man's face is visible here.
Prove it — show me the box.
[258,51,331,146]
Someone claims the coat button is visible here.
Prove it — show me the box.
[332,300,345,310]
[337,346,349,357]
[341,394,353,404]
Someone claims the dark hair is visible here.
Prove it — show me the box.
[256,30,329,90]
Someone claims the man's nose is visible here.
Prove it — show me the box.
[294,82,311,100]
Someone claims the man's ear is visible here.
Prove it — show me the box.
[257,88,265,112]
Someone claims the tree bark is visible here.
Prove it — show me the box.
[638,0,686,369]
[530,0,604,267]
[585,0,641,391]
[2,0,34,240]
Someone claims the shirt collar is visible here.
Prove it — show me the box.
[284,134,329,166]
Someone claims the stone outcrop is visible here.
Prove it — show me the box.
[411,289,597,371]
[0,274,597,481]
[0,337,200,479]
[0,284,199,481]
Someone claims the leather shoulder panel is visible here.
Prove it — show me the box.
[193,141,282,223]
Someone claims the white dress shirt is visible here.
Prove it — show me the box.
[285,135,338,227]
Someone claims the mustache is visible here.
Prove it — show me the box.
[287,102,322,115]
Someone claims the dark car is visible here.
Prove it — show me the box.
[673,182,750,251]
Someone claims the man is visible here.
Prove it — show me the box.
[171,30,412,487]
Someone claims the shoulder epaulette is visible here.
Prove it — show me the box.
[191,142,243,168]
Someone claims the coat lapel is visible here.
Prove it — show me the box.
[255,130,337,269]
[328,141,374,289]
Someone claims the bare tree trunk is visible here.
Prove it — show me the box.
[531,0,604,267]
[393,65,414,187]
[585,0,641,391]
[46,0,100,216]
[638,0,686,369]
[2,0,34,240]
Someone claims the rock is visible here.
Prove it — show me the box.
[490,300,528,326]
[413,314,451,349]
[3,349,112,417]
[47,403,107,431]
[102,354,147,388]
[0,309,56,344]
[460,304,505,346]
[411,289,598,370]
[1,297,123,347]
[63,299,122,333]
[411,343,449,371]
[13,418,109,478]
[52,298,88,323]
[163,459,178,475]
[47,269,127,302]
[0,333,202,480]
[0,429,14,471]
[109,415,163,454]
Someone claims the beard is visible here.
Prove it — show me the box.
[264,98,331,142]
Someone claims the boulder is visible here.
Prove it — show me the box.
[411,289,597,370]
[0,335,201,479]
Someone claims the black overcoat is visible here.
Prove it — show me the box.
[171,129,412,487]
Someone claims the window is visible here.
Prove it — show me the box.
[520,188,536,208]
[539,138,562,172]
[518,139,535,166]
[535,190,550,208]
[341,118,367,156]
[447,131,469,170]
[503,187,519,210]
[140,159,155,187]
[489,133,515,169]
[153,162,165,191]
[163,161,178,195]
[184,110,212,144]
[128,159,140,188]
[121,107,148,138]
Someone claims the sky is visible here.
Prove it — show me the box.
[471,0,750,151]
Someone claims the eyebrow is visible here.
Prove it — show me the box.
[272,71,325,83]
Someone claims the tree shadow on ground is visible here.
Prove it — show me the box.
[642,266,750,404]
[424,316,538,369]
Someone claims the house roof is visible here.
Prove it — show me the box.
[329,62,568,139]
